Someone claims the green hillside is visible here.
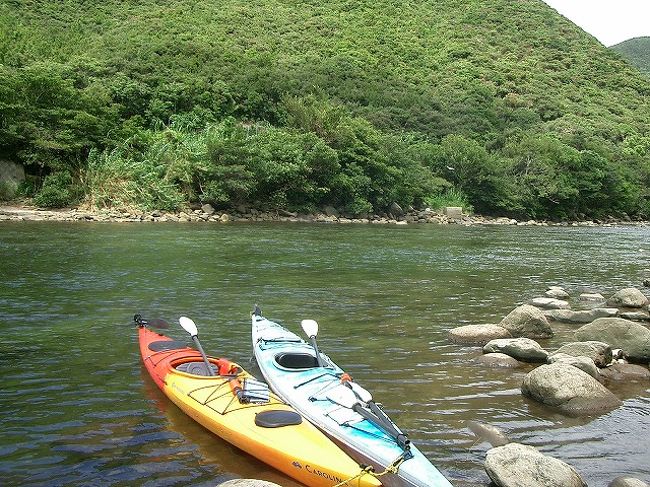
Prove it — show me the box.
[611,37,650,75]
[1,0,649,219]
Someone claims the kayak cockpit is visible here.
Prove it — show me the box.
[175,361,219,376]
[275,352,319,370]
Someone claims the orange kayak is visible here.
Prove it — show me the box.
[138,323,382,487]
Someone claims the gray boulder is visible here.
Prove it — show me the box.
[575,318,650,363]
[547,353,599,378]
[528,297,570,310]
[521,363,622,415]
[448,324,511,345]
[483,338,549,363]
[599,363,650,383]
[550,341,612,367]
[499,305,554,338]
[580,292,605,301]
[217,481,283,487]
[610,476,650,487]
[544,308,618,324]
[619,311,650,322]
[485,442,586,487]
[389,201,404,217]
[201,203,215,215]
[476,353,522,368]
[546,288,570,299]
[607,288,649,308]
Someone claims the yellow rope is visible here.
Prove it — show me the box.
[332,455,408,487]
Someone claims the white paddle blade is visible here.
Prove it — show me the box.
[301,319,319,338]
[179,316,198,337]
[348,381,373,403]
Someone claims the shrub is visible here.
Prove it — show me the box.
[33,172,81,207]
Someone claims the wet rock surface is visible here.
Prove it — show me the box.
[483,338,549,363]
[498,305,554,339]
[521,363,622,415]
[448,324,512,345]
[485,442,586,487]
[575,318,650,363]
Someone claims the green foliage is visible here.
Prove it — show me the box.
[611,37,650,75]
[33,171,82,208]
[1,1,650,218]
[425,187,473,213]
[84,128,201,211]
[0,180,17,201]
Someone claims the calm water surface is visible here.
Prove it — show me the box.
[1,222,649,486]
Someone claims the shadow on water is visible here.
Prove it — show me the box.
[0,221,649,486]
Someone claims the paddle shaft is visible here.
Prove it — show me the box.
[352,403,410,450]
[191,335,215,376]
[309,336,325,368]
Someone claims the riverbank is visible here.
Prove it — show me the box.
[1,203,649,227]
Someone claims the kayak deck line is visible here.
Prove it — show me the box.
[183,380,285,416]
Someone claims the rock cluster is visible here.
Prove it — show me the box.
[452,285,650,487]
[2,204,650,228]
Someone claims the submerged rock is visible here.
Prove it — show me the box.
[606,288,649,308]
[550,341,612,368]
[544,308,618,324]
[448,324,512,345]
[483,338,549,363]
[598,363,650,383]
[575,318,650,363]
[580,292,606,301]
[521,363,621,415]
[619,311,650,322]
[499,305,554,339]
[476,352,522,368]
[485,442,586,487]
[467,420,510,447]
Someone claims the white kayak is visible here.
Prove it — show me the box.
[251,308,454,487]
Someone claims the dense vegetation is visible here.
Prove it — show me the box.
[1,0,649,219]
[611,37,650,75]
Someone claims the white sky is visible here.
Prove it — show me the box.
[542,0,650,46]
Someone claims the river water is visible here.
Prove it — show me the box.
[1,222,649,487]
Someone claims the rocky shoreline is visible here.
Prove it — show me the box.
[1,203,649,227]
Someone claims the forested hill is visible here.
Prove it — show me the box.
[1,0,649,220]
[611,37,650,75]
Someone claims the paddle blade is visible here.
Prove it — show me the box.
[179,316,198,337]
[301,319,319,338]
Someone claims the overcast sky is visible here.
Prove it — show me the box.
[542,0,650,46]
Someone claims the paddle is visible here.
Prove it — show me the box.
[300,319,325,368]
[133,314,170,329]
[179,316,215,376]
[328,385,410,451]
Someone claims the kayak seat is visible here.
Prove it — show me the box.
[175,361,219,376]
[149,340,188,352]
[275,352,318,369]
[255,410,303,428]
